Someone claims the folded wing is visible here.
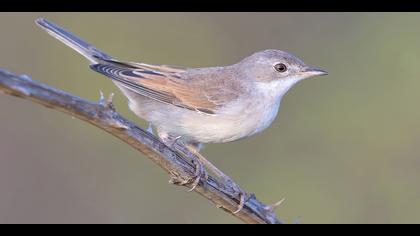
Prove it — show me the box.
[90,62,241,115]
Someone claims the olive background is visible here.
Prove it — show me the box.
[0,12,419,223]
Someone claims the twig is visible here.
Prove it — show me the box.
[0,69,282,224]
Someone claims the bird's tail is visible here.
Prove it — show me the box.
[35,18,114,63]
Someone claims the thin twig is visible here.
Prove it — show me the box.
[0,69,282,224]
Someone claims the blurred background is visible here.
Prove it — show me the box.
[0,12,419,223]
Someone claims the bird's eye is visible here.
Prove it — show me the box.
[274,63,287,73]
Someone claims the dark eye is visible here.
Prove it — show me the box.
[274,63,287,73]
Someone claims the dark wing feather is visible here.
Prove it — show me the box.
[90,64,185,108]
[90,62,242,115]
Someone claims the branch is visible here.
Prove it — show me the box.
[0,69,282,224]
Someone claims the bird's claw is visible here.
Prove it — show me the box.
[187,159,208,192]
[233,191,246,214]
[221,176,247,214]
[168,145,208,192]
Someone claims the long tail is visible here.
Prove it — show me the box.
[35,18,114,63]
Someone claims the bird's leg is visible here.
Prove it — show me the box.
[157,131,207,190]
[182,142,208,191]
[187,155,208,192]
[185,144,247,214]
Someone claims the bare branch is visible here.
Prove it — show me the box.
[0,69,282,224]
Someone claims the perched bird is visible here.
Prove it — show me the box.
[35,18,327,213]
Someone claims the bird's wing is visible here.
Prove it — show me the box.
[90,62,242,114]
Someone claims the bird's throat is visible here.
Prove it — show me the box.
[255,78,299,101]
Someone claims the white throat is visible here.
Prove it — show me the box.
[255,78,300,100]
[245,78,300,135]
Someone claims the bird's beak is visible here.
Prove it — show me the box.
[302,67,328,77]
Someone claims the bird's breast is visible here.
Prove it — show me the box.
[178,92,282,143]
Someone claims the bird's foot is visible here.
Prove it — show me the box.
[163,136,208,191]
[184,143,247,214]
[221,176,248,214]
[187,158,208,192]
[168,154,208,191]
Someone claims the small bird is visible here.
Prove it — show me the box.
[36,18,327,213]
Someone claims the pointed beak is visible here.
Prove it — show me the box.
[302,67,328,77]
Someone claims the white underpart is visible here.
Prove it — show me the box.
[122,77,303,144]
[250,77,301,134]
[174,77,302,143]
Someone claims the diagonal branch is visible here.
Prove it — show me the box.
[0,69,282,224]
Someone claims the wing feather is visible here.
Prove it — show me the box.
[90,63,242,115]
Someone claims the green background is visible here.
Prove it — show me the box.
[0,13,419,223]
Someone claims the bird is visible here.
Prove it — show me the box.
[35,18,327,213]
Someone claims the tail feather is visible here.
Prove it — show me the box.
[35,18,113,63]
